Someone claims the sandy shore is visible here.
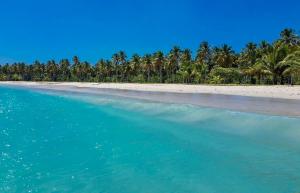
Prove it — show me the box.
[1,81,300,116]
[1,81,300,100]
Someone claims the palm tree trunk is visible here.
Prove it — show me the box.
[159,66,162,83]
[272,74,277,85]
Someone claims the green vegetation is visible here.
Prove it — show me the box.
[1,28,300,84]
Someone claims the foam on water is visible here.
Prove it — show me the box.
[1,86,300,193]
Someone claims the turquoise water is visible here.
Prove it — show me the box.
[1,86,300,193]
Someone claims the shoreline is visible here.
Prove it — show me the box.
[1,81,300,99]
[1,81,300,117]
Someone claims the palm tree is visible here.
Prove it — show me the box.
[59,59,71,81]
[238,42,259,83]
[71,56,81,81]
[46,60,59,81]
[279,28,299,47]
[73,56,80,66]
[32,60,43,81]
[239,42,258,68]
[244,62,271,84]
[179,49,193,83]
[196,41,212,69]
[153,51,165,83]
[195,42,211,82]
[255,45,288,84]
[167,46,181,82]
[279,48,300,85]
[118,51,127,81]
[258,40,272,56]
[212,45,236,68]
[129,54,141,78]
[143,54,152,82]
[95,59,107,81]
[71,60,92,81]
[112,53,120,82]
[123,61,131,82]
[82,61,93,81]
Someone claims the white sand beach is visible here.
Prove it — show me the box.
[1,81,300,116]
[1,81,300,100]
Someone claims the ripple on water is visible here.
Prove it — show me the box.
[1,86,300,193]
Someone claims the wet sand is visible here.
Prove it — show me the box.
[1,81,300,117]
[2,81,300,99]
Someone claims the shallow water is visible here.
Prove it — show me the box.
[1,86,300,193]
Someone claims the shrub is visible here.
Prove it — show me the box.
[209,66,242,84]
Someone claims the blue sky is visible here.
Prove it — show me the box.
[0,0,299,64]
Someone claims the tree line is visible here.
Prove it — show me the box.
[1,28,300,84]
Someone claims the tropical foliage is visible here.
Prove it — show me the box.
[1,28,300,84]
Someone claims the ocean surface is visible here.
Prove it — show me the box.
[1,86,300,193]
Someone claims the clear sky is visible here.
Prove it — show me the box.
[0,0,299,64]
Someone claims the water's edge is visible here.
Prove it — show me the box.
[1,84,300,117]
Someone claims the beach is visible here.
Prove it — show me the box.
[1,81,300,99]
[1,81,300,116]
